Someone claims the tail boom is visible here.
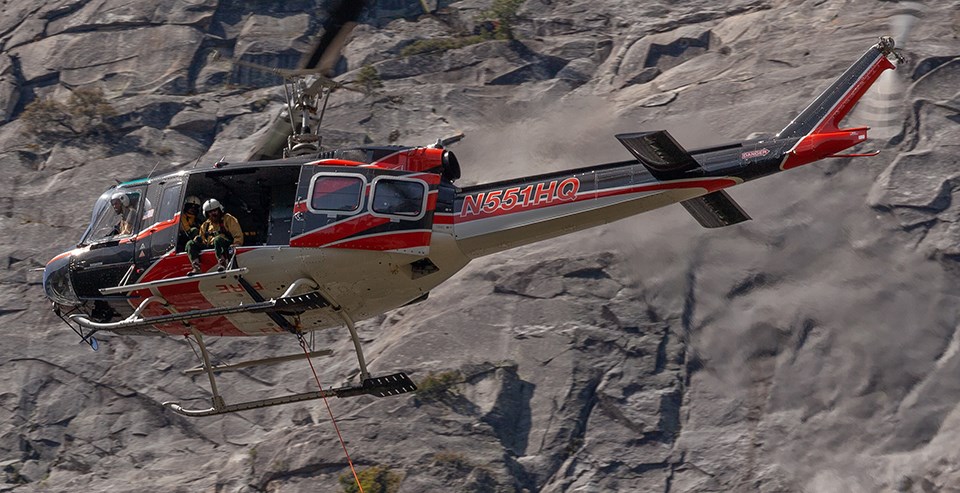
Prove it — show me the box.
[447,38,901,257]
[451,166,739,257]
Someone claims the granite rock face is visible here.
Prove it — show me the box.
[2,0,960,492]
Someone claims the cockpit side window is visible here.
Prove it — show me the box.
[80,188,144,244]
[80,193,114,244]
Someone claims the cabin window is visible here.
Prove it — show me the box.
[156,185,182,224]
[371,177,427,220]
[308,174,366,214]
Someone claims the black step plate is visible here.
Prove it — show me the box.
[334,372,417,398]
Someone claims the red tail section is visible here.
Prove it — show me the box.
[812,57,896,135]
[780,37,900,170]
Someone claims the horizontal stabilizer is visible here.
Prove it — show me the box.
[616,130,704,181]
[680,190,751,228]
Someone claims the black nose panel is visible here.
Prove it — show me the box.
[43,253,78,305]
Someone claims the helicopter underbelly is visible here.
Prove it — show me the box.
[133,232,470,336]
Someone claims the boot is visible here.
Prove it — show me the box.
[188,259,201,276]
[217,256,228,272]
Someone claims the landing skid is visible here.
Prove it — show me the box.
[158,278,416,417]
[163,372,416,417]
[87,270,417,416]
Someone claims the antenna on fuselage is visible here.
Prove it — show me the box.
[146,160,161,180]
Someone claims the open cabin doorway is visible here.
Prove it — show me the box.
[180,165,301,250]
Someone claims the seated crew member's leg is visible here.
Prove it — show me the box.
[212,234,232,271]
[185,234,203,275]
[178,226,198,253]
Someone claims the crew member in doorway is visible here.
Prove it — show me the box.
[178,196,203,251]
[110,192,136,236]
[186,198,244,274]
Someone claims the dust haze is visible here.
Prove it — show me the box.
[447,87,960,490]
[452,93,732,185]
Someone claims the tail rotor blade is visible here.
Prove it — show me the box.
[852,70,903,140]
[847,2,925,142]
[890,1,924,42]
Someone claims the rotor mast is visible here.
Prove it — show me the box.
[216,52,360,158]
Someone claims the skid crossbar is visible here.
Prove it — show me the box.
[182,350,334,375]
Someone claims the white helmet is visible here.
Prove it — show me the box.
[202,198,223,215]
[184,196,202,207]
[110,192,130,207]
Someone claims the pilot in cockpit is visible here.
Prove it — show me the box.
[110,192,136,236]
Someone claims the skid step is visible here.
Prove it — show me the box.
[254,291,329,314]
[350,372,418,398]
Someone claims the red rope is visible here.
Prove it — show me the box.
[298,336,364,493]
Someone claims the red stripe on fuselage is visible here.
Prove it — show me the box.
[306,158,365,167]
[326,231,432,251]
[47,249,78,265]
[289,213,392,247]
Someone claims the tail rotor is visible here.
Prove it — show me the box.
[850,2,926,141]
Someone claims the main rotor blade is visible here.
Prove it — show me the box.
[317,21,358,76]
[302,71,366,97]
[302,0,369,73]
[212,53,359,93]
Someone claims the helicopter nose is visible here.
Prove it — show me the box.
[43,252,79,305]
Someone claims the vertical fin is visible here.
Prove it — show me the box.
[777,37,899,138]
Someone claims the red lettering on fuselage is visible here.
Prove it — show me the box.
[533,181,557,205]
[460,177,581,217]
[463,193,484,216]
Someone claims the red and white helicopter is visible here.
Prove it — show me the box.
[41,34,903,417]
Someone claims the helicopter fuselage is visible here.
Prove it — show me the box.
[42,38,899,340]
[39,129,865,338]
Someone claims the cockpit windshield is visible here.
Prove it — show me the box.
[78,188,144,245]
